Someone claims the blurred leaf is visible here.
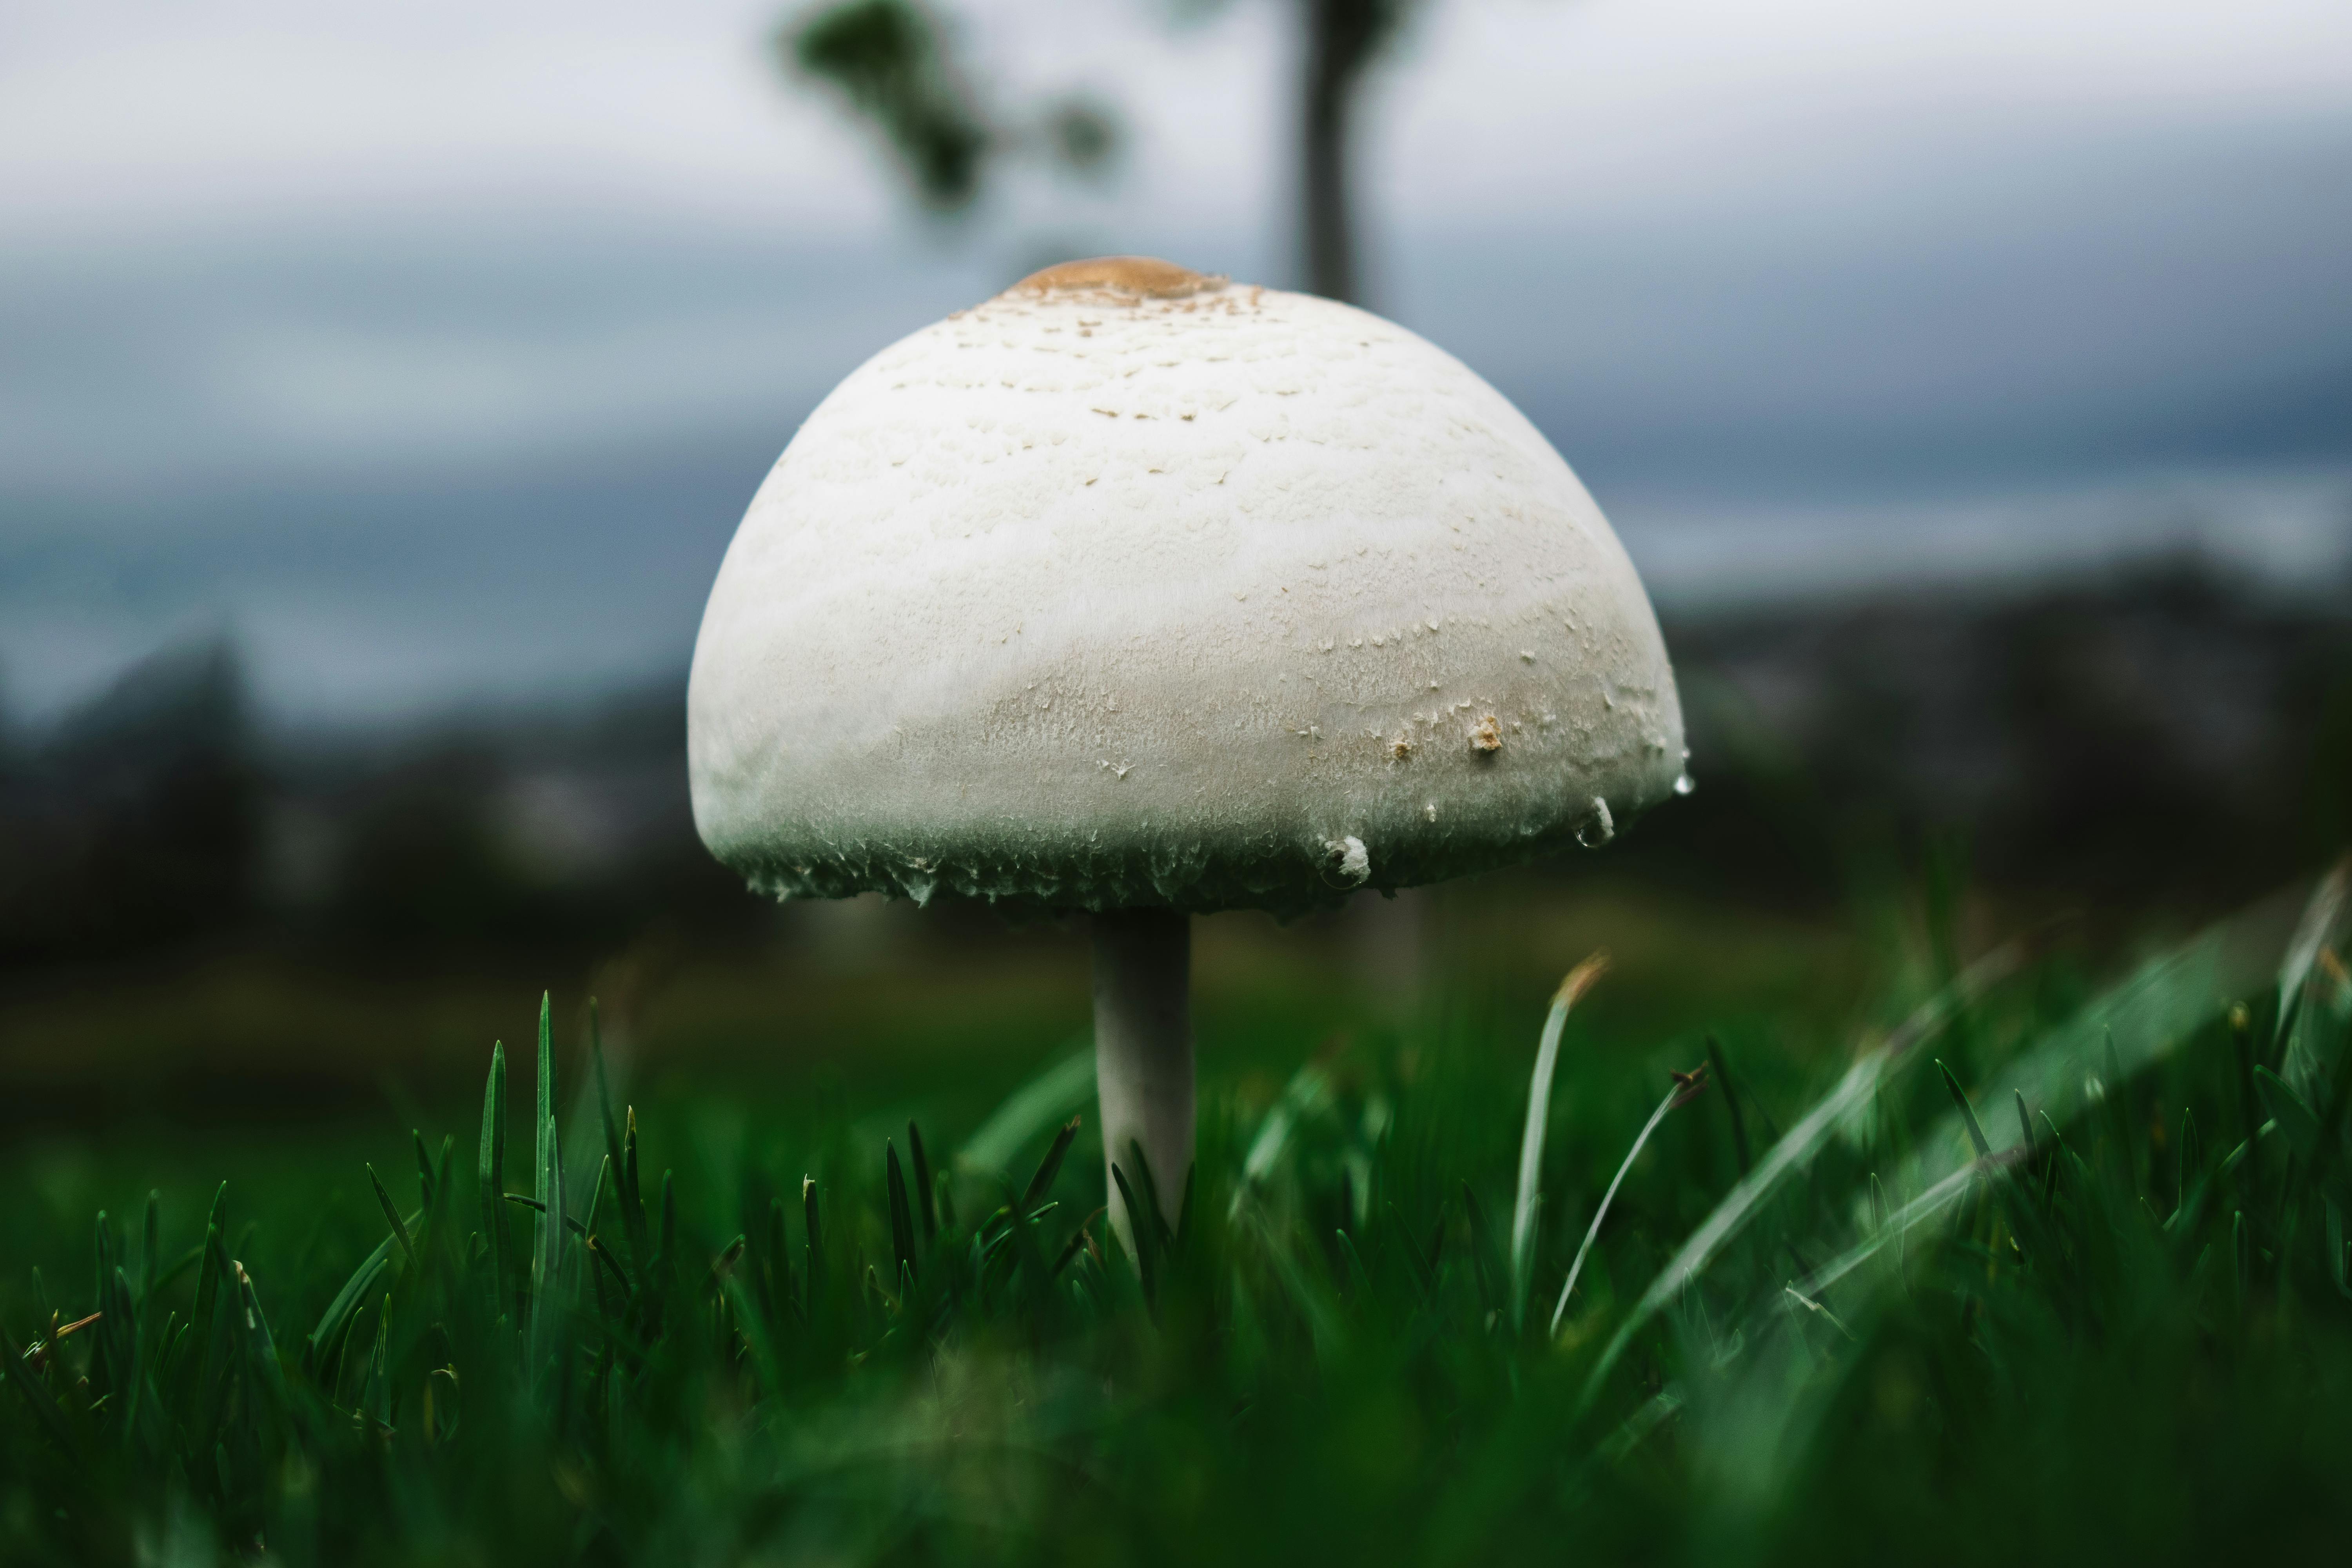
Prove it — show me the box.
[1041,95,1118,174]
[961,1046,1095,1177]
[790,0,989,210]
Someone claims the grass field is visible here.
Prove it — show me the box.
[4,866,2351,1565]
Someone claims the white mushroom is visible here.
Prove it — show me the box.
[687,257,1684,1248]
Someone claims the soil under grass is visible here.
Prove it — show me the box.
[4,869,2351,1564]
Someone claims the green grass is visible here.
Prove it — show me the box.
[6,869,2352,1565]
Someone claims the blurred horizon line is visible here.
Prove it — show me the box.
[9,460,2347,739]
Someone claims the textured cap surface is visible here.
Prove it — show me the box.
[688,260,1685,915]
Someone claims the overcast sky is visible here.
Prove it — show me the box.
[4,0,2349,721]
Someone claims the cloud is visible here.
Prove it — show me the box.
[3,0,2348,719]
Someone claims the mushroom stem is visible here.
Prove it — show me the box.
[1092,908,1194,1254]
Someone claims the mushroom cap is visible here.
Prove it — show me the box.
[688,258,1684,916]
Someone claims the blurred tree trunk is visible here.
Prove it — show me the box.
[787,0,1409,303]
[1299,0,1394,305]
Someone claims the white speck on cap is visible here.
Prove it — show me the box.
[687,258,1684,915]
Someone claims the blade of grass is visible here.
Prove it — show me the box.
[1938,1061,1993,1159]
[586,1235,632,1299]
[2256,1066,2322,1162]
[93,1258,132,1405]
[535,992,554,1269]
[2306,1026,2352,1199]
[994,1179,1057,1315]
[140,1192,158,1305]
[958,1045,1094,1177]
[581,1154,609,1251]
[1461,1183,1502,1316]
[1794,1159,1993,1299]
[1337,1228,1376,1304]
[801,1176,825,1317]
[1250,1214,1342,1363]
[591,1001,630,1246]
[2275,857,2347,1074]
[652,1171,676,1309]
[1240,1046,1341,1196]
[1891,894,2297,1216]
[1706,1035,1749,1177]
[761,1194,789,1323]
[909,1122,938,1245]
[1795,902,2302,1332]
[234,1263,290,1413]
[530,1112,565,1363]
[478,1042,511,1319]
[360,1298,390,1430]
[1109,1161,1156,1306]
[303,1243,393,1375]
[1051,1210,1102,1279]
[718,1274,782,1395]
[194,1229,240,1438]
[193,1184,227,1319]
[412,1131,436,1211]
[151,1245,202,1301]
[367,1165,418,1273]
[1512,953,1610,1328]
[1124,1137,1175,1252]
[2179,1107,2201,1216]
[2,1310,81,1458]
[620,1107,649,1268]
[423,1135,456,1271]
[501,1194,593,1240]
[1581,945,2017,1407]
[1023,1117,1082,1213]
[1386,1202,1435,1301]
[886,1142,918,1286]
[1552,1071,1704,1338]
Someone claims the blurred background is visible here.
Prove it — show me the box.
[4,0,2350,1134]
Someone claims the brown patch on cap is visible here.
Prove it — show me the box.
[1470,716,1502,754]
[1008,256,1223,300]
